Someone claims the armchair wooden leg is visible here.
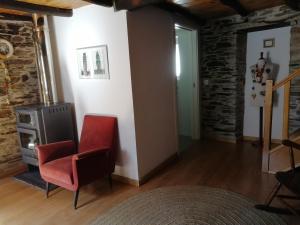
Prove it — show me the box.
[74,189,80,210]
[45,182,50,199]
[108,173,113,189]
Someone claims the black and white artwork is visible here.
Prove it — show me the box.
[77,49,91,79]
[77,45,109,79]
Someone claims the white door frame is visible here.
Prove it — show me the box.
[175,24,200,140]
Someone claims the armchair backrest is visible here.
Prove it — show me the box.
[78,115,117,155]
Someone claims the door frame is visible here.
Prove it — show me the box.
[174,24,200,141]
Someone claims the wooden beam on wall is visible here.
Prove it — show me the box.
[83,0,113,7]
[219,0,248,17]
[0,13,32,21]
[286,0,300,10]
[0,0,73,17]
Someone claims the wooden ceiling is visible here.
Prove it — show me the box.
[0,0,293,20]
[171,0,285,18]
[19,0,88,9]
[0,0,88,17]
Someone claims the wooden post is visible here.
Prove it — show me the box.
[282,81,291,140]
[262,80,273,172]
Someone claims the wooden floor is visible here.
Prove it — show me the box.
[0,140,299,225]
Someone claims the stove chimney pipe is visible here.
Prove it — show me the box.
[32,13,57,105]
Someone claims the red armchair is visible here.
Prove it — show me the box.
[36,115,117,209]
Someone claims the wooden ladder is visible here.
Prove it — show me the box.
[262,68,300,173]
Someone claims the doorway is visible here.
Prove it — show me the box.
[243,26,291,142]
[175,25,200,152]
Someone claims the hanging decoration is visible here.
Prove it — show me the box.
[250,52,274,107]
[0,38,14,60]
[0,38,14,104]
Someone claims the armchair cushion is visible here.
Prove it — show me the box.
[41,155,74,189]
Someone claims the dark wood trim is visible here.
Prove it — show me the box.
[0,0,73,17]
[237,22,291,34]
[83,0,113,7]
[219,0,248,17]
[286,0,300,10]
[156,2,205,25]
[0,13,32,22]
[113,0,204,25]
[111,174,139,186]
[114,0,164,11]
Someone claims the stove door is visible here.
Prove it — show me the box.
[17,127,39,166]
[16,110,38,129]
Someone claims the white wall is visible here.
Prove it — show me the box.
[127,7,178,179]
[243,26,291,140]
[50,5,139,180]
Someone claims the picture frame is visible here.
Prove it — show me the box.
[77,45,110,79]
[263,38,275,48]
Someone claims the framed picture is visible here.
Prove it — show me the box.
[263,38,275,48]
[77,45,110,79]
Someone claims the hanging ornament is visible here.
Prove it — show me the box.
[0,39,14,104]
[0,62,10,104]
[0,39,14,60]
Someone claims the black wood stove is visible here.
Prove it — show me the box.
[15,103,75,167]
[14,103,75,189]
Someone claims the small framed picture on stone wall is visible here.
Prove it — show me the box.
[263,38,275,48]
[77,45,110,79]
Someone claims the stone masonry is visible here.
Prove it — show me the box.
[200,5,300,141]
[0,18,40,176]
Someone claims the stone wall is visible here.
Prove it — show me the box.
[200,5,300,141]
[289,27,300,132]
[0,18,39,176]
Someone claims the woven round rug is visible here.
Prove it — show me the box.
[90,186,287,225]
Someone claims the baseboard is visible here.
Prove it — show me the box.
[112,174,140,187]
[112,153,178,187]
[138,153,178,186]
[243,136,282,144]
[204,134,239,144]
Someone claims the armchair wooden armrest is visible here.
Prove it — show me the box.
[36,140,76,165]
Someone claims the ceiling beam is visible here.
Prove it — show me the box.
[156,2,204,25]
[0,0,73,17]
[219,0,248,17]
[0,13,32,21]
[286,0,300,10]
[114,0,164,11]
[82,0,113,7]
[112,0,203,24]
